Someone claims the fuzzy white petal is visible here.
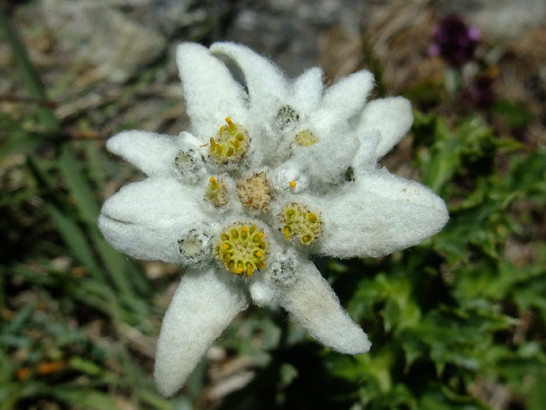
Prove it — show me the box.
[291,67,323,114]
[176,43,247,140]
[312,70,374,130]
[211,42,289,116]
[288,71,373,184]
[289,129,360,185]
[316,169,449,258]
[353,129,381,171]
[358,97,413,159]
[106,131,179,176]
[279,261,371,354]
[98,177,206,263]
[248,275,277,306]
[154,268,249,397]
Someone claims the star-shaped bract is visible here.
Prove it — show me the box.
[98,42,448,397]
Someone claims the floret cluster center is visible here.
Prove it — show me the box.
[208,118,249,164]
[237,172,271,210]
[280,203,323,245]
[214,223,268,276]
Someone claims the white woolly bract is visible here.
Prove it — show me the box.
[98,41,449,398]
[154,268,249,398]
[279,261,372,354]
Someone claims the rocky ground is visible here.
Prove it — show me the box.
[2,0,545,145]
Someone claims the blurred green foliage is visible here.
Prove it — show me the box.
[1,6,545,410]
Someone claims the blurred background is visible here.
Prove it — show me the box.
[1,0,545,409]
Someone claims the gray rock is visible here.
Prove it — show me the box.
[41,0,166,83]
[225,0,365,76]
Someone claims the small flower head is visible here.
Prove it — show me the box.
[295,130,318,147]
[279,202,323,245]
[178,227,213,266]
[209,117,250,164]
[173,147,204,183]
[214,223,268,276]
[205,176,228,207]
[276,105,300,130]
[237,172,271,210]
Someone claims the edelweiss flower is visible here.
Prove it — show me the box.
[98,42,448,397]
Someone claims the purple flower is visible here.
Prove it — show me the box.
[430,15,480,67]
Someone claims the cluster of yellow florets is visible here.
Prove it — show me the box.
[205,176,228,207]
[207,117,322,278]
[279,203,323,245]
[208,118,250,164]
[295,130,317,146]
[214,223,268,276]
